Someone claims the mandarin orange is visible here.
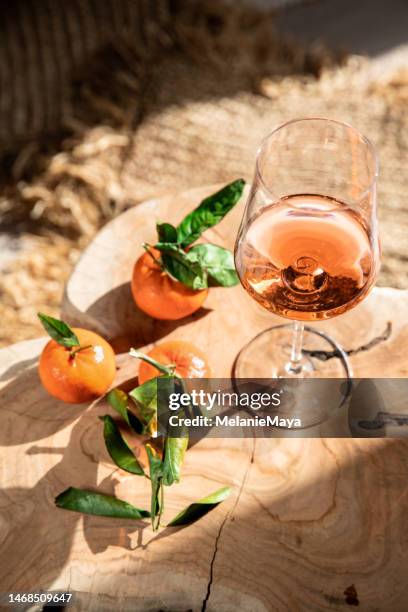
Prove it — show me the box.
[39,328,116,404]
[131,249,208,320]
[138,340,211,384]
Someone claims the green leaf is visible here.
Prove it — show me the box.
[106,388,131,422]
[176,179,245,247]
[162,254,207,290]
[106,388,145,435]
[101,415,144,475]
[189,244,239,287]
[156,244,208,290]
[38,313,80,348]
[129,377,159,434]
[163,436,189,486]
[146,444,163,482]
[157,222,178,244]
[55,487,150,519]
[168,486,232,527]
[146,445,164,530]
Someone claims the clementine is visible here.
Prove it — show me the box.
[131,248,208,320]
[138,340,211,384]
[39,328,116,404]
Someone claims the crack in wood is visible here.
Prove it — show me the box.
[201,508,229,612]
[201,438,256,612]
[303,322,392,362]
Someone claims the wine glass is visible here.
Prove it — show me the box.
[234,118,379,379]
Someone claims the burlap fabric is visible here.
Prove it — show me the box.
[0,0,407,345]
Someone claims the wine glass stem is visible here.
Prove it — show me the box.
[286,320,304,375]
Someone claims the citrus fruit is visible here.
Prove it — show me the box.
[131,249,208,320]
[138,340,211,384]
[39,328,116,404]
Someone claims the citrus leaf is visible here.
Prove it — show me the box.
[146,444,163,482]
[156,244,208,290]
[157,222,178,244]
[163,436,189,486]
[38,313,80,348]
[168,486,232,527]
[55,487,150,519]
[162,255,207,290]
[189,243,239,287]
[130,378,157,421]
[176,179,245,247]
[101,415,144,475]
[129,376,162,437]
[106,388,145,435]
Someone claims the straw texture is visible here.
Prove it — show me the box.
[0,0,407,345]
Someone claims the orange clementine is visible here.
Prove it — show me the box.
[39,328,116,404]
[138,340,211,384]
[131,249,208,320]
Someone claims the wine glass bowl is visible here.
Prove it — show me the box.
[234,118,379,379]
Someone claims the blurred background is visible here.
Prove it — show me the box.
[0,0,407,346]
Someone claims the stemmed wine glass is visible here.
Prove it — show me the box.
[234,118,379,379]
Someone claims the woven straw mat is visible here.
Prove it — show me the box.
[0,0,407,345]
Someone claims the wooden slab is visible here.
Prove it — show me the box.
[2,334,408,610]
[1,186,408,610]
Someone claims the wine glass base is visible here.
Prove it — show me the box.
[233,324,352,379]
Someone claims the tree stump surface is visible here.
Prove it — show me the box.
[1,186,408,611]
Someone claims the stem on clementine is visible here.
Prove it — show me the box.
[129,348,176,377]
[69,344,93,359]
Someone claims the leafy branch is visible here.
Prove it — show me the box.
[55,350,232,531]
[145,179,245,290]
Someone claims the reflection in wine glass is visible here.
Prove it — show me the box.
[234,118,379,379]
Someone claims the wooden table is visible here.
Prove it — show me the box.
[1,186,408,611]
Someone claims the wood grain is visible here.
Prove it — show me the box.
[1,186,408,611]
